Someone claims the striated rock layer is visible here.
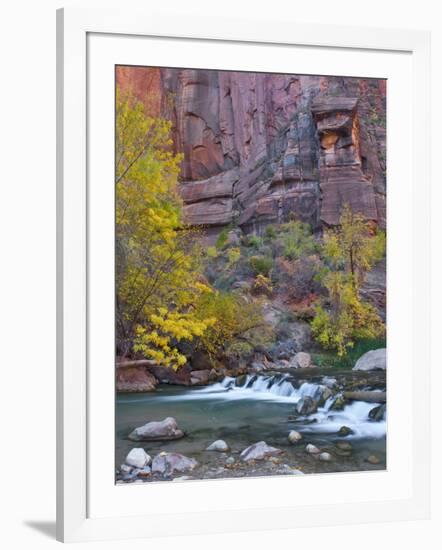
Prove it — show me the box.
[117,67,386,233]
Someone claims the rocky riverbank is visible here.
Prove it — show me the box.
[116,361,386,484]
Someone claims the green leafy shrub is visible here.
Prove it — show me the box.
[194,291,263,359]
[249,255,274,277]
[311,337,386,369]
[246,234,264,249]
[264,225,276,240]
[215,227,229,249]
[227,247,241,266]
[311,205,386,356]
[207,246,218,258]
[281,220,317,260]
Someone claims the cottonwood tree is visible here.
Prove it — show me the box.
[116,91,214,367]
[312,204,386,356]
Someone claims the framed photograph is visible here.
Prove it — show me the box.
[57,7,431,543]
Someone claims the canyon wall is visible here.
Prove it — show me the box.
[116,66,386,233]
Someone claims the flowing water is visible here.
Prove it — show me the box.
[116,374,386,478]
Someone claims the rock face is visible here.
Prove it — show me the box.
[128,417,184,441]
[116,366,158,392]
[117,68,386,236]
[291,351,312,369]
[353,348,387,371]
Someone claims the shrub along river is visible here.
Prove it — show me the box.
[116,369,386,482]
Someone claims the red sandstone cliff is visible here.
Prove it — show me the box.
[116,66,386,232]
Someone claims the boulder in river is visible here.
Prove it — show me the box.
[288,430,303,444]
[336,441,352,452]
[116,366,158,393]
[151,452,198,475]
[353,348,386,371]
[330,394,346,411]
[206,439,230,452]
[240,441,283,462]
[368,404,386,421]
[147,364,192,385]
[319,452,333,462]
[365,454,381,465]
[128,417,184,441]
[337,425,354,437]
[322,376,338,389]
[125,448,151,468]
[305,443,320,454]
[190,369,210,386]
[296,396,317,415]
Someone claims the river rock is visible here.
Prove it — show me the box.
[125,448,151,468]
[151,452,198,475]
[330,394,346,411]
[336,441,352,452]
[206,439,230,452]
[128,417,184,441]
[116,366,158,393]
[322,376,338,389]
[305,444,320,454]
[288,430,303,444]
[296,396,317,415]
[310,384,333,406]
[337,425,354,437]
[353,348,386,371]
[368,404,386,421]
[291,352,312,369]
[225,456,235,465]
[137,466,152,477]
[366,455,381,465]
[190,369,211,386]
[147,364,192,385]
[235,374,248,387]
[120,463,133,474]
[319,452,332,462]
[240,441,283,462]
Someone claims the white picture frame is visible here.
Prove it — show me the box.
[56,7,431,543]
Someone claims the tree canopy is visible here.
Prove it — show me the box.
[115,91,215,367]
[311,205,386,356]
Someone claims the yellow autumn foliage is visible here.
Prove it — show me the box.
[115,90,214,368]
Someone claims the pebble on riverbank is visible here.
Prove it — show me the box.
[288,430,303,444]
[305,444,320,454]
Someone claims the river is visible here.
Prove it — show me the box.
[116,373,386,481]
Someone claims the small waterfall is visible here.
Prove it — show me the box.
[196,374,326,403]
[195,374,386,439]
